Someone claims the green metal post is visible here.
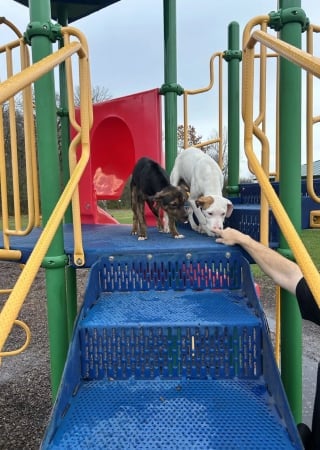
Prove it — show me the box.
[225,22,241,197]
[28,0,69,400]
[277,0,304,422]
[162,0,178,172]
[56,6,78,340]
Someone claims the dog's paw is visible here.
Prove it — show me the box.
[174,233,185,239]
[138,236,148,240]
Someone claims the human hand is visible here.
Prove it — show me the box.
[213,227,245,246]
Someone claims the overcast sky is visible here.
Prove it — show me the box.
[1,1,319,175]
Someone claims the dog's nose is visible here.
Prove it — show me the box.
[212,226,223,232]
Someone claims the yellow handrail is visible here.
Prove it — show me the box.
[241,17,278,245]
[0,29,92,356]
[0,29,39,258]
[306,24,320,204]
[183,52,224,166]
[242,23,320,308]
[0,44,82,103]
[62,27,93,265]
[0,320,31,359]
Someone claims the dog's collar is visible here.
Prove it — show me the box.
[188,199,207,225]
[192,210,200,226]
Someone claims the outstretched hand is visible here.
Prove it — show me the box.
[213,227,244,246]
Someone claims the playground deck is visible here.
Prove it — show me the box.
[3,223,242,267]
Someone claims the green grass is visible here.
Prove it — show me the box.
[108,209,133,224]
[301,228,320,269]
[251,228,320,277]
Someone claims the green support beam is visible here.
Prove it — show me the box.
[162,0,181,172]
[270,0,307,423]
[225,22,241,197]
[28,0,69,400]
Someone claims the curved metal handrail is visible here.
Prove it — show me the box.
[183,52,224,166]
[242,23,320,309]
[0,29,92,357]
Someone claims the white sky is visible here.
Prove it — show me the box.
[1,1,320,176]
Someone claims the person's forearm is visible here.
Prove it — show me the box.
[214,227,302,294]
[237,234,296,287]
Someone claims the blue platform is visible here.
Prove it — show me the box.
[1,223,253,267]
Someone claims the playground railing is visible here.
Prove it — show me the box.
[306,23,320,203]
[181,19,279,177]
[182,52,224,166]
[0,28,92,360]
[248,16,280,182]
[242,22,320,309]
[0,18,41,262]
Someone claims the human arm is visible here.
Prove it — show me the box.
[213,227,303,295]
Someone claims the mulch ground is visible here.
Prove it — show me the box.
[0,262,319,449]
[0,263,89,450]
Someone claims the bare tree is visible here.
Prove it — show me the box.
[177,124,228,173]
[2,98,29,214]
[203,127,228,176]
[177,124,202,150]
[74,85,112,106]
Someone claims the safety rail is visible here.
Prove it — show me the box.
[0,26,93,360]
[0,17,40,261]
[239,16,278,246]
[245,16,280,181]
[0,318,31,359]
[243,16,320,192]
[182,21,279,174]
[0,263,31,359]
[182,52,224,166]
[242,21,320,310]
[306,23,320,203]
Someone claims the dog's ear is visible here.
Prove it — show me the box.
[177,181,190,198]
[195,197,204,208]
[152,191,165,202]
[196,196,213,209]
[226,200,234,218]
[177,185,189,201]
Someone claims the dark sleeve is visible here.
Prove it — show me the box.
[295,277,320,326]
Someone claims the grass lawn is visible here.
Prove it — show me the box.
[108,208,133,224]
[249,228,320,278]
[301,228,320,269]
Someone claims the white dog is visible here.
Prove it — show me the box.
[170,147,233,236]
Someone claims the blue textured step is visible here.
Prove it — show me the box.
[43,377,301,449]
[80,289,262,380]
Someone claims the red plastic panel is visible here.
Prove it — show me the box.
[75,88,162,224]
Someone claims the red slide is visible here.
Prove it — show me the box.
[74,88,163,224]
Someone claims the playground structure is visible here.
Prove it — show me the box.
[0,0,320,448]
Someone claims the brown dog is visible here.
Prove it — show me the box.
[130,157,188,240]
